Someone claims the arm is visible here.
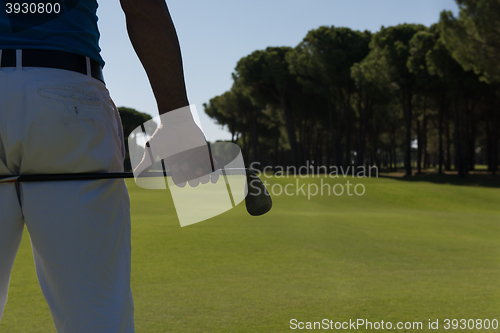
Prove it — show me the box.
[120,0,189,114]
[121,0,212,185]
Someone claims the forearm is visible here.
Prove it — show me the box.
[121,0,189,114]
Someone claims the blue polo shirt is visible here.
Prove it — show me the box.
[0,0,104,67]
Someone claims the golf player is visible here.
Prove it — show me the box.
[0,0,201,331]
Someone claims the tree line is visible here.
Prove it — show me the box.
[203,0,500,177]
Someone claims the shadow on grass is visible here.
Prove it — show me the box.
[379,170,500,189]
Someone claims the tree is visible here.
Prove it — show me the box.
[287,26,371,167]
[235,47,301,166]
[440,0,500,174]
[118,107,155,171]
[204,81,277,165]
[440,0,500,84]
[369,24,427,176]
[424,25,485,177]
[351,47,396,168]
[204,90,244,144]
[408,27,447,174]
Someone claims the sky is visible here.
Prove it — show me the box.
[96,0,460,142]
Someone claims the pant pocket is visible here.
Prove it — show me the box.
[20,85,121,174]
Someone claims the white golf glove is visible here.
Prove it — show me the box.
[133,105,218,187]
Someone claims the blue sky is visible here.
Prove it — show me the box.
[97,0,460,142]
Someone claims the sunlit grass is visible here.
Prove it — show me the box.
[1,175,499,332]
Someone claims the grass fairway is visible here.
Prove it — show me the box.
[1,175,499,332]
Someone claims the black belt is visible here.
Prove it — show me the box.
[0,49,105,84]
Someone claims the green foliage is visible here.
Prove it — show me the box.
[205,13,499,175]
[234,46,302,166]
[287,26,371,96]
[408,27,443,92]
[351,48,396,102]
[203,82,274,162]
[439,0,500,83]
[204,90,244,141]
[363,24,428,176]
[118,107,154,140]
[235,47,296,105]
[370,24,427,91]
[118,107,155,171]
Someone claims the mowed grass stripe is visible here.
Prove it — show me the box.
[1,176,499,332]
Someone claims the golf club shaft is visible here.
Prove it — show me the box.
[0,168,255,183]
[0,168,273,216]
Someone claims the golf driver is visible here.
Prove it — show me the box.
[0,168,272,216]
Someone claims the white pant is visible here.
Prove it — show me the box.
[0,65,134,332]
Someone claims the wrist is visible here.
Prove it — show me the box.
[158,98,190,115]
[158,105,197,126]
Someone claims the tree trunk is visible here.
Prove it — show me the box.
[402,89,413,177]
[250,115,258,164]
[242,132,249,163]
[453,94,466,178]
[345,108,351,166]
[417,116,422,174]
[391,127,397,171]
[315,129,322,169]
[326,127,332,168]
[328,98,340,167]
[374,129,380,170]
[493,105,499,175]
[356,100,366,167]
[344,91,352,167]
[388,152,392,169]
[487,119,493,172]
[281,94,299,167]
[356,93,372,168]
[422,111,428,169]
[273,128,280,172]
[438,104,444,174]
[468,112,476,171]
[444,109,451,171]
[464,99,476,172]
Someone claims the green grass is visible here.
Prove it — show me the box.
[1,175,500,332]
